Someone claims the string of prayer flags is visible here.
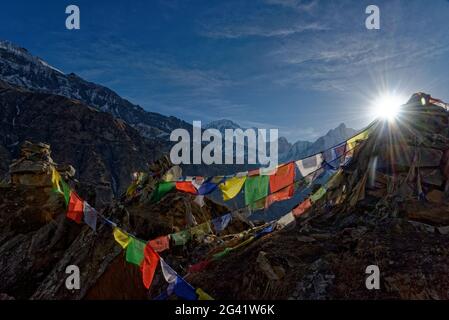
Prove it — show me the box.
[151,181,175,203]
[244,175,269,210]
[196,288,214,300]
[113,227,131,249]
[170,230,191,246]
[219,176,247,201]
[265,163,295,207]
[126,237,146,266]
[149,236,170,253]
[83,202,98,231]
[296,154,324,178]
[212,213,232,234]
[141,242,160,289]
[310,187,327,203]
[66,191,84,224]
[175,181,198,195]
[292,199,312,217]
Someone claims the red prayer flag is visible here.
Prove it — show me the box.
[188,260,211,273]
[175,181,198,194]
[149,236,170,253]
[292,199,312,217]
[265,163,295,208]
[67,191,84,224]
[140,242,160,289]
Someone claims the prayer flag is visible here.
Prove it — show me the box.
[265,163,295,207]
[52,168,71,206]
[293,199,312,217]
[188,260,211,273]
[347,130,370,151]
[150,182,175,203]
[113,227,131,249]
[296,154,324,178]
[196,288,214,300]
[244,175,269,209]
[175,181,198,195]
[255,224,275,239]
[219,176,246,201]
[67,191,84,224]
[170,230,191,246]
[310,187,327,203]
[212,213,232,234]
[83,202,97,231]
[149,236,170,253]
[126,238,146,266]
[276,211,296,229]
[173,277,197,300]
[141,242,160,289]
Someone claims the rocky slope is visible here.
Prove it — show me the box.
[0,40,191,139]
[0,146,245,300]
[0,80,166,205]
[187,94,449,300]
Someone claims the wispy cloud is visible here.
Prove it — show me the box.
[264,0,319,12]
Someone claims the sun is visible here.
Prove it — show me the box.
[371,93,407,121]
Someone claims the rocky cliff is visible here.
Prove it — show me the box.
[0,80,166,206]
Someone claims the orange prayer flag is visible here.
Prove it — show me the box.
[265,163,295,208]
[149,236,170,253]
[292,199,312,217]
[175,181,198,194]
[67,191,84,224]
[140,242,160,289]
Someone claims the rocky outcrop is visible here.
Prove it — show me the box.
[0,81,166,206]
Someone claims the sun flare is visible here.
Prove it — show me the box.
[371,94,407,121]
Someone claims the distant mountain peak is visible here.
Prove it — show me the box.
[205,119,242,130]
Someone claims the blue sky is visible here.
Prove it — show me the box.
[1,0,449,142]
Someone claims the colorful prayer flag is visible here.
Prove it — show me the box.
[83,202,97,231]
[52,168,71,206]
[212,213,232,234]
[244,175,269,209]
[150,181,175,203]
[265,163,295,207]
[276,211,296,229]
[173,277,197,300]
[175,181,198,194]
[67,191,84,224]
[170,230,191,246]
[188,260,211,273]
[141,242,160,289]
[219,176,247,201]
[293,199,312,217]
[296,154,324,178]
[126,238,146,266]
[347,130,370,151]
[196,288,214,300]
[113,227,131,249]
[149,236,170,253]
[310,187,327,203]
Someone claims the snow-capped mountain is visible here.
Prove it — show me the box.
[0,40,190,139]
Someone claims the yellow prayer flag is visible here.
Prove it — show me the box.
[347,130,370,151]
[51,168,62,193]
[219,176,247,201]
[196,288,214,300]
[113,227,131,249]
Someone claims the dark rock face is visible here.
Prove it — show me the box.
[0,81,165,205]
[0,40,191,139]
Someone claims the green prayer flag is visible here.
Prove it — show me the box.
[125,238,146,265]
[170,230,191,246]
[61,179,71,206]
[212,248,232,261]
[150,182,175,203]
[244,176,269,209]
[310,187,327,203]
